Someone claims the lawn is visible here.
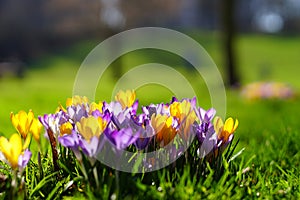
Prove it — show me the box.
[0,32,300,198]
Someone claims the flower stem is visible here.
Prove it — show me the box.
[38,151,44,179]
[93,167,100,189]
[46,129,60,172]
[80,161,88,181]
[115,170,119,198]
[10,169,18,200]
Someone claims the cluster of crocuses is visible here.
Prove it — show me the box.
[0,90,238,172]
[0,110,42,172]
[241,81,295,100]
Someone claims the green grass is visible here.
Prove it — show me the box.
[236,34,300,87]
[1,31,300,198]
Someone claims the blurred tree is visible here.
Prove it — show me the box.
[99,0,182,80]
[221,0,240,87]
[121,0,181,28]
[100,0,124,80]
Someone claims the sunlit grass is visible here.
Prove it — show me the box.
[236,34,300,87]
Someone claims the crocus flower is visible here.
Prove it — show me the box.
[57,122,81,159]
[104,126,140,151]
[18,149,32,170]
[196,108,216,123]
[76,116,105,141]
[59,122,73,136]
[196,130,218,158]
[151,114,178,147]
[57,122,79,148]
[10,110,34,139]
[58,130,77,146]
[194,108,216,143]
[142,103,169,116]
[111,112,131,130]
[103,101,123,116]
[30,118,43,143]
[89,101,103,115]
[76,116,108,157]
[214,116,238,146]
[134,136,151,150]
[0,133,31,170]
[169,99,197,139]
[104,97,138,118]
[79,136,100,158]
[169,98,196,121]
[67,104,89,123]
[103,112,141,151]
[131,115,153,150]
[170,97,196,121]
[115,89,136,109]
[39,111,69,138]
[66,95,89,107]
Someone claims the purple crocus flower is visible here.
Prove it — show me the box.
[142,103,169,116]
[104,124,140,151]
[134,137,151,150]
[79,136,100,158]
[130,100,139,115]
[171,96,197,108]
[91,109,102,118]
[197,131,218,158]
[58,130,79,149]
[131,115,154,150]
[190,107,218,158]
[196,108,216,123]
[193,108,216,143]
[103,100,138,122]
[108,111,153,150]
[18,149,32,170]
[110,111,132,130]
[39,111,70,140]
[67,105,89,122]
[103,101,123,116]
[74,115,110,158]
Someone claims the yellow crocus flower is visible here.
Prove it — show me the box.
[97,116,108,132]
[0,133,23,169]
[170,100,196,139]
[76,116,106,142]
[30,118,43,143]
[170,100,196,121]
[60,122,73,136]
[170,102,182,119]
[66,96,89,107]
[10,110,34,139]
[56,103,67,113]
[151,114,168,133]
[115,90,136,109]
[151,114,177,146]
[214,117,238,143]
[89,101,103,114]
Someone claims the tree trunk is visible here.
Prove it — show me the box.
[222,0,240,87]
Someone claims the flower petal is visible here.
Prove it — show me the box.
[224,117,234,133]
[213,116,223,134]
[0,136,11,159]
[30,118,43,142]
[233,119,239,132]
[18,149,32,170]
